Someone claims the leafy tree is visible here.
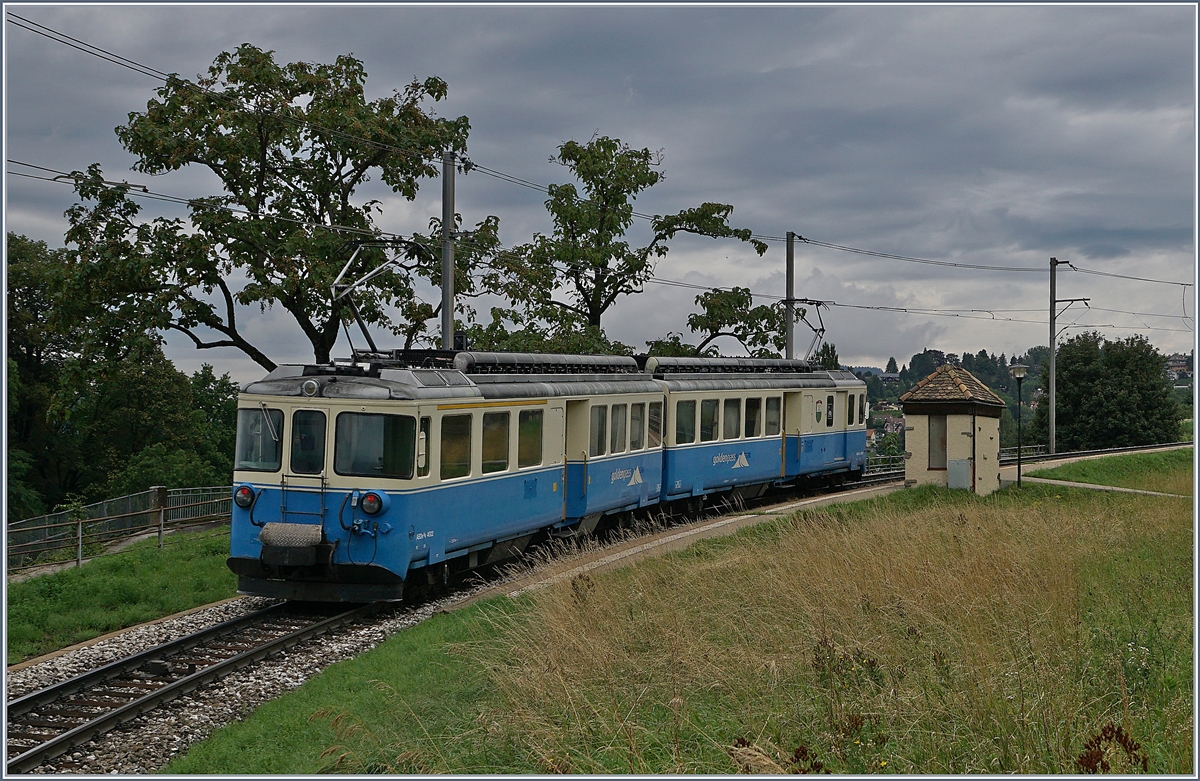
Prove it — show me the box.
[463,308,633,356]
[484,135,767,333]
[885,356,898,373]
[63,44,471,370]
[685,287,786,357]
[1031,331,1181,450]
[812,342,841,370]
[645,333,709,357]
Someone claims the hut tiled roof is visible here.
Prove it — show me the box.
[899,364,1006,407]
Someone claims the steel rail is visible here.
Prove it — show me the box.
[6,602,381,774]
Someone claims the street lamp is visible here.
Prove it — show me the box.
[1011,364,1028,487]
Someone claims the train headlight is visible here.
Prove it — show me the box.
[234,485,255,509]
[360,491,383,515]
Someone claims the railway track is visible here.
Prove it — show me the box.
[5,601,382,774]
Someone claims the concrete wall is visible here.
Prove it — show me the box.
[904,411,1001,496]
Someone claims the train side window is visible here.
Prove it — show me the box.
[723,398,741,440]
[765,397,781,436]
[418,416,431,477]
[482,412,510,474]
[858,395,865,425]
[235,407,284,471]
[826,395,835,427]
[334,412,416,479]
[700,399,720,442]
[610,404,627,454]
[290,409,327,475]
[745,398,762,438]
[629,403,645,451]
[675,400,696,444]
[440,414,472,479]
[518,409,543,468]
[589,405,607,457]
[847,394,856,426]
[649,401,664,447]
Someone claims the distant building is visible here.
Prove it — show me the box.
[882,416,905,435]
[879,373,901,383]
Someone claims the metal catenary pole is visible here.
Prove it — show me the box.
[1049,256,1056,454]
[785,231,795,360]
[441,150,456,351]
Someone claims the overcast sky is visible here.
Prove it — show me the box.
[4,3,1196,383]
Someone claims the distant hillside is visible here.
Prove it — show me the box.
[851,366,885,376]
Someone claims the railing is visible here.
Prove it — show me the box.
[999,444,1047,462]
[7,486,232,574]
[865,454,905,474]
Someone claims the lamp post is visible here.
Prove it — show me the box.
[1011,364,1028,487]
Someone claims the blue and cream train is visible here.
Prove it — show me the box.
[227,352,868,601]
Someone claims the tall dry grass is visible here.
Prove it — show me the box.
[466,487,1190,773]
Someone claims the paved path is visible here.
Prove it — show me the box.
[1019,475,1189,499]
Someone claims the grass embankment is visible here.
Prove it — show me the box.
[6,527,237,665]
[168,480,1192,774]
[1029,447,1193,496]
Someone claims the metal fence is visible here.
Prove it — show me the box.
[865,454,905,474]
[999,444,1048,462]
[7,486,232,574]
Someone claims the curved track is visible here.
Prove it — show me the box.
[5,602,380,774]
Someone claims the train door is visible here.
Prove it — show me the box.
[280,406,329,526]
[547,404,567,518]
[563,399,592,515]
[830,392,847,463]
[783,391,810,476]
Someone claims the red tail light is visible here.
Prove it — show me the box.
[234,486,255,509]
[360,491,383,515]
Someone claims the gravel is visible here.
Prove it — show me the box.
[8,589,483,775]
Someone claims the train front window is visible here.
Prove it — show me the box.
[629,403,645,451]
[649,401,663,447]
[700,399,719,442]
[518,410,543,468]
[848,394,856,426]
[482,412,510,474]
[765,397,781,436]
[441,414,472,479]
[290,410,327,474]
[675,400,696,444]
[745,398,762,438]
[235,407,284,471]
[589,406,607,457]
[335,413,416,479]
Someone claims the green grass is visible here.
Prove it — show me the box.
[1029,447,1193,495]
[164,484,1192,774]
[6,527,237,664]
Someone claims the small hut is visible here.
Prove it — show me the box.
[900,365,1006,496]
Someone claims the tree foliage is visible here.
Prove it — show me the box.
[64,44,470,369]
[812,342,841,370]
[484,136,767,336]
[1031,331,1181,450]
[7,233,242,514]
